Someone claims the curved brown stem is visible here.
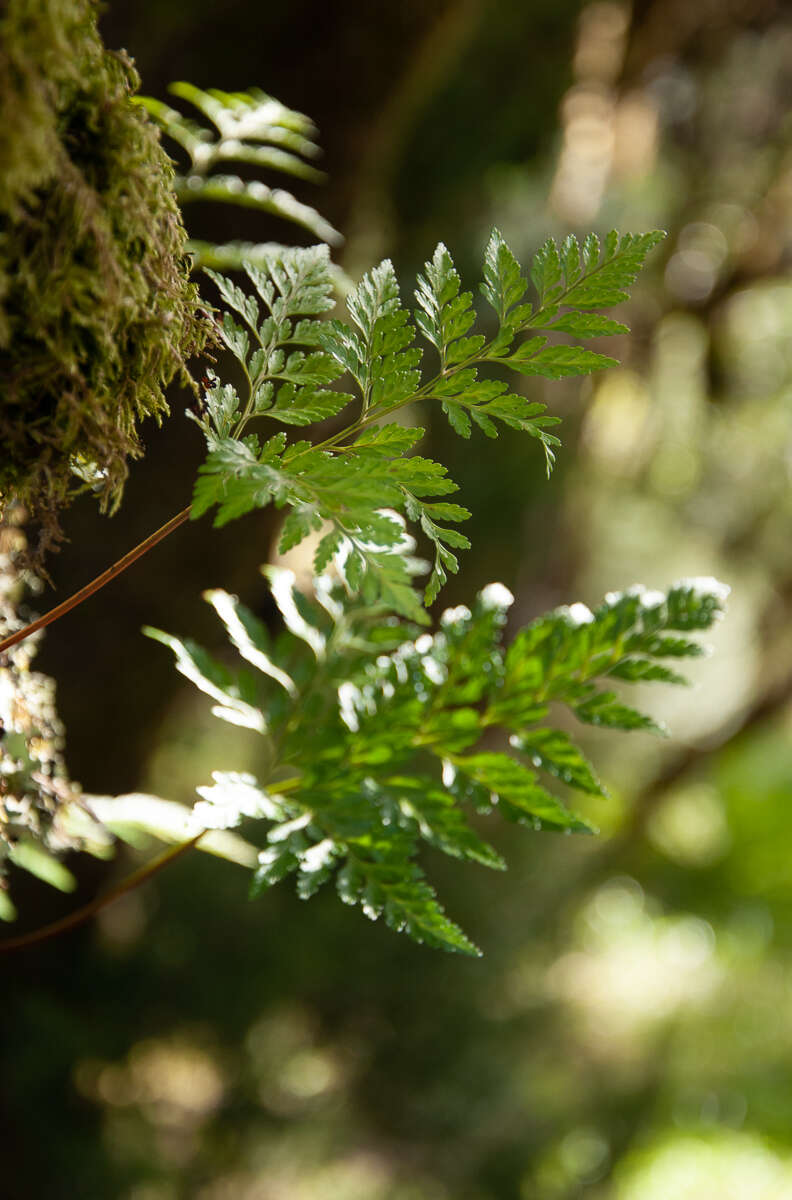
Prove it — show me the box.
[0,832,205,953]
[0,505,192,656]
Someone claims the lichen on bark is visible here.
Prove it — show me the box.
[0,510,84,895]
[0,0,208,557]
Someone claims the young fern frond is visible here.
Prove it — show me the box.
[190,229,663,612]
[138,84,341,266]
[146,571,727,955]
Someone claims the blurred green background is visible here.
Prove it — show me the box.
[6,1,792,1196]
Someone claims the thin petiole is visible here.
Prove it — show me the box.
[0,505,193,656]
[0,832,205,954]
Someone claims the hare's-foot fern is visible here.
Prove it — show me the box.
[3,219,720,962]
[191,228,664,615]
[145,569,727,955]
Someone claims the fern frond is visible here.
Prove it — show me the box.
[139,83,341,264]
[147,570,727,954]
[189,230,661,612]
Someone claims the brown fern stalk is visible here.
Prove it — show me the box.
[0,505,191,656]
[0,832,205,953]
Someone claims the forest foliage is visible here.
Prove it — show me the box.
[0,7,723,959]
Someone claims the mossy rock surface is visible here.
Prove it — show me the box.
[0,0,207,556]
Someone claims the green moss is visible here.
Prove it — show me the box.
[0,0,208,556]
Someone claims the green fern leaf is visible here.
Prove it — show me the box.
[142,83,341,265]
[148,568,725,955]
[506,342,618,379]
[511,728,606,798]
[481,228,529,324]
[338,844,482,956]
[142,628,266,732]
[190,232,663,611]
[414,242,483,367]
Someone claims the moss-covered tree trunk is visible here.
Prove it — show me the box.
[0,0,205,557]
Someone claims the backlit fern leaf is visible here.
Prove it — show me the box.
[146,569,727,954]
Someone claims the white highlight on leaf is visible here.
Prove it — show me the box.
[210,704,264,729]
[564,602,595,625]
[144,627,266,732]
[87,793,258,867]
[204,589,297,696]
[314,575,343,621]
[479,582,515,611]
[422,656,446,686]
[637,588,666,607]
[440,604,471,626]
[338,681,361,731]
[302,838,336,873]
[193,771,282,830]
[264,566,326,657]
[390,642,415,684]
[676,576,731,604]
[414,634,434,654]
[267,812,312,843]
[442,759,457,788]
